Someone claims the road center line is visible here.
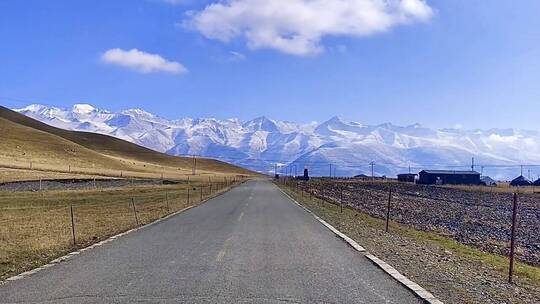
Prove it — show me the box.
[216,236,233,262]
[238,211,244,222]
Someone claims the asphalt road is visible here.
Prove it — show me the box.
[0,180,422,303]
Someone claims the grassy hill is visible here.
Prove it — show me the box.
[0,106,254,181]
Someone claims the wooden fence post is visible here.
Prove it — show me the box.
[340,187,343,213]
[509,192,518,283]
[70,205,76,246]
[131,198,139,226]
[165,192,170,213]
[385,189,392,233]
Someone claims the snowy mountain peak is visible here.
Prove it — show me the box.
[327,115,345,123]
[315,116,365,136]
[17,104,50,113]
[406,123,423,129]
[72,104,96,114]
[121,108,155,117]
[243,116,279,132]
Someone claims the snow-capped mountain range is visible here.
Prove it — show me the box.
[14,103,540,180]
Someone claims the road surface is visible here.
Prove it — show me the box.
[0,180,422,303]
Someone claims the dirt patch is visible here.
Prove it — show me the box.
[0,178,179,192]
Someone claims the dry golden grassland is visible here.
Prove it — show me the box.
[0,180,240,281]
[0,168,112,183]
[0,164,248,184]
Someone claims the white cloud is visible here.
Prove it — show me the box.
[185,0,434,56]
[101,48,188,74]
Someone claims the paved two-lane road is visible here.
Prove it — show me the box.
[0,180,421,303]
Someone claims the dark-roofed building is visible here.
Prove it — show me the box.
[511,175,532,187]
[534,178,540,186]
[480,176,497,186]
[397,173,417,183]
[417,170,481,185]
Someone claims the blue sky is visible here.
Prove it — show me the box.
[1,0,539,130]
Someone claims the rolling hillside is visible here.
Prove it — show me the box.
[0,106,253,180]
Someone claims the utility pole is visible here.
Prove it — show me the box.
[521,165,524,177]
[471,157,475,172]
[329,164,332,178]
[370,162,375,180]
[274,163,278,177]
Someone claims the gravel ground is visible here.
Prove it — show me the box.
[297,179,540,266]
[280,184,540,304]
[0,179,179,192]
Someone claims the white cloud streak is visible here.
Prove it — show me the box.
[101,48,188,74]
[186,0,434,56]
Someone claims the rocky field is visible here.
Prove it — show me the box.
[294,179,540,266]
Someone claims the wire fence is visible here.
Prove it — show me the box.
[0,178,245,279]
[277,177,540,281]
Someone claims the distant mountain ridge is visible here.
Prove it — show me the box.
[14,103,540,179]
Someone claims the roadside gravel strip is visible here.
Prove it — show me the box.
[278,187,443,304]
